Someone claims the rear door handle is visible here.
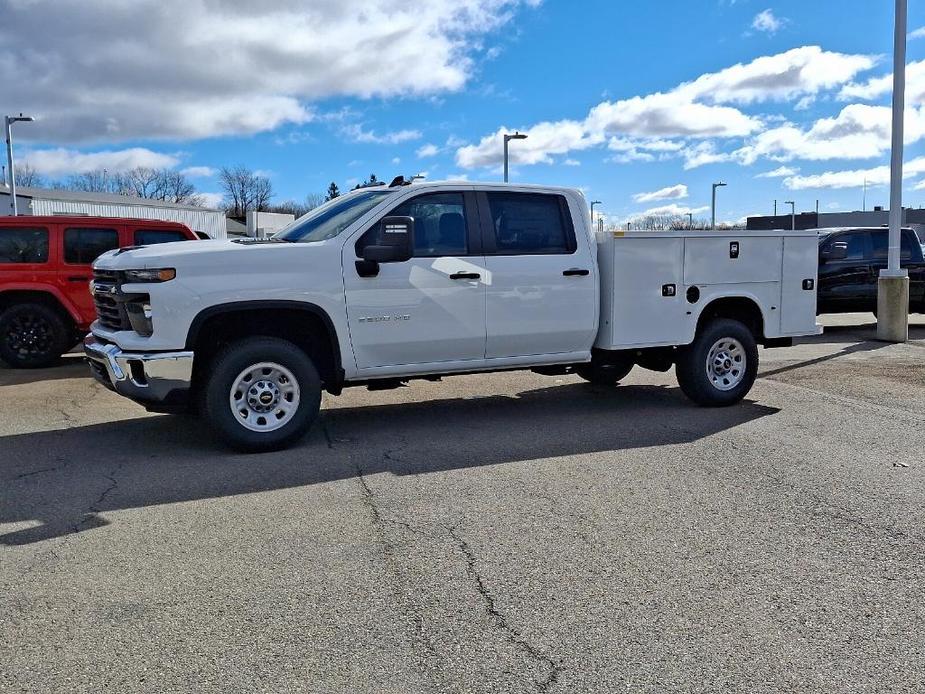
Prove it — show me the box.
[563,268,589,276]
[67,275,91,282]
[450,272,481,280]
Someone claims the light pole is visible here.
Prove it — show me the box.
[503,131,527,183]
[590,200,601,228]
[711,182,726,230]
[784,200,795,231]
[879,0,910,342]
[687,212,693,229]
[4,113,34,216]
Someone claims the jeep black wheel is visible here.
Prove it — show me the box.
[201,336,322,452]
[0,303,70,368]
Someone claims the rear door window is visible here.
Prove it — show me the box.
[483,192,576,255]
[63,227,119,264]
[835,231,868,261]
[134,228,190,245]
[0,227,49,263]
[871,230,916,261]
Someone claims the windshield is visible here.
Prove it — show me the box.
[276,190,394,243]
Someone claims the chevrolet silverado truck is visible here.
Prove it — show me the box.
[85,180,821,452]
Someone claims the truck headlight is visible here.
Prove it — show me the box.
[124,268,176,283]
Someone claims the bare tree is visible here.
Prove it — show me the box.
[219,165,274,216]
[65,170,123,194]
[13,163,45,188]
[269,193,326,218]
[155,169,199,205]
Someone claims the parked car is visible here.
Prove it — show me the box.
[816,227,925,315]
[85,180,821,452]
[0,216,199,367]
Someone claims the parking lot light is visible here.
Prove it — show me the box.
[4,114,35,216]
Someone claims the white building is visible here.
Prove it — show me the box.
[0,185,227,239]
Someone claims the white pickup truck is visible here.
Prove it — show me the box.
[85,180,820,451]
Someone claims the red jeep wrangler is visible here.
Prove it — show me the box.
[0,216,199,368]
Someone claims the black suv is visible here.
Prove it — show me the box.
[817,227,925,315]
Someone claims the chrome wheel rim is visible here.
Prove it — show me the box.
[229,362,300,432]
[706,337,746,391]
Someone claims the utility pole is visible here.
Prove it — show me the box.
[878,0,910,342]
[711,182,727,230]
[774,199,777,216]
[4,114,35,216]
[784,200,795,231]
[687,212,693,229]
[863,178,868,211]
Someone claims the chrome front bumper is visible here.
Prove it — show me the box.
[84,335,195,410]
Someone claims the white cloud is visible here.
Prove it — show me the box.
[633,184,688,203]
[196,192,225,208]
[391,157,401,165]
[631,204,710,219]
[756,165,799,178]
[783,156,925,190]
[343,124,421,145]
[180,166,216,178]
[21,148,180,177]
[910,27,925,40]
[737,104,925,164]
[682,142,737,169]
[416,143,440,158]
[2,0,539,142]
[839,59,925,105]
[752,9,785,34]
[456,46,876,169]
[563,158,581,166]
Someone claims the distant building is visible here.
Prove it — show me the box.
[747,207,925,240]
[0,185,226,239]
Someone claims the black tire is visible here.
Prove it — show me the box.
[200,337,322,453]
[675,318,758,406]
[576,360,633,387]
[0,303,70,368]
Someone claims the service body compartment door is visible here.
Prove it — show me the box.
[684,236,783,285]
[598,236,687,348]
[780,234,819,334]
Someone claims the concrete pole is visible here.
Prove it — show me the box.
[878,0,910,342]
[503,136,509,184]
[4,117,17,215]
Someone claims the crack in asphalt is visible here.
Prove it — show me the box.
[73,462,123,534]
[448,525,562,691]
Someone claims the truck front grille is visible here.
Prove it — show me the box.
[92,269,131,331]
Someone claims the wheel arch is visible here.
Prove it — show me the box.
[186,300,344,393]
[693,294,768,343]
[0,287,81,327]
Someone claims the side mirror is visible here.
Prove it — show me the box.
[362,216,414,263]
[820,241,848,262]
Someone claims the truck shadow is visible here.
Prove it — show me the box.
[0,383,778,546]
[0,354,89,387]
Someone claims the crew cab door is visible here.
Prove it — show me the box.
[477,191,597,359]
[59,224,123,321]
[343,191,487,371]
[817,230,873,312]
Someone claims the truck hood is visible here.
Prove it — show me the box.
[94,239,330,272]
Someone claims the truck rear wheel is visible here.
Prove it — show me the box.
[0,303,70,368]
[201,337,322,452]
[676,319,758,406]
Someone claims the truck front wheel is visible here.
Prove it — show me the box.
[675,319,758,406]
[201,337,322,452]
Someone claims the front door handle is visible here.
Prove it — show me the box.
[563,268,589,276]
[450,272,481,280]
[67,275,91,282]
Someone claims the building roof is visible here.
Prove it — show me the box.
[0,183,220,212]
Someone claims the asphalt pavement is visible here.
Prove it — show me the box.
[1,314,923,693]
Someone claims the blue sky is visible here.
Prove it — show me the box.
[3,0,925,224]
